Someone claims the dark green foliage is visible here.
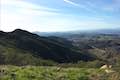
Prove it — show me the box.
[0,29,96,65]
[0,45,56,66]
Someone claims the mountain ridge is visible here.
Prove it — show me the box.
[0,29,96,65]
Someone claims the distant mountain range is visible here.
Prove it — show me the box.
[35,29,120,65]
[34,29,120,37]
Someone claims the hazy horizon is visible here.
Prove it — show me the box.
[1,0,120,32]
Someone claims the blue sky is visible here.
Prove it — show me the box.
[1,0,120,32]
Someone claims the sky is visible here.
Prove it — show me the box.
[0,0,120,32]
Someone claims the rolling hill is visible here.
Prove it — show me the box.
[35,31,120,65]
[0,29,96,65]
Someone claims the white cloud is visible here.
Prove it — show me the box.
[63,0,120,13]
[0,0,61,31]
[1,0,58,11]
[18,8,59,16]
[64,0,95,8]
[64,0,81,7]
[1,11,119,32]
[1,0,59,16]
[63,0,97,13]
[0,0,120,32]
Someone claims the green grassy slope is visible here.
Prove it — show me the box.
[0,65,120,80]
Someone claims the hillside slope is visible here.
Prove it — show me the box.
[0,29,96,65]
[35,31,120,65]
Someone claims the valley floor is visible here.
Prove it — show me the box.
[0,65,120,80]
